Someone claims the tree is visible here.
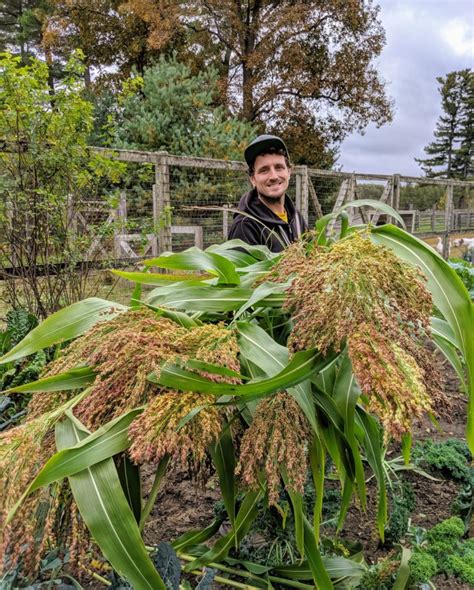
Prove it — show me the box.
[416,70,473,179]
[42,1,392,167]
[453,71,473,179]
[164,0,392,166]
[0,51,124,317]
[0,0,47,61]
[115,55,256,159]
[43,0,185,86]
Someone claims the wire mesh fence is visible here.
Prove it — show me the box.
[2,147,474,269]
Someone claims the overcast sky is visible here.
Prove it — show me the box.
[338,0,473,176]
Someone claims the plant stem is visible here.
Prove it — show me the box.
[139,454,170,532]
[91,572,112,586]
[179,553,313,590]
[189,569,261,590]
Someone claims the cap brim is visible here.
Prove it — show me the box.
[245,138,288,166]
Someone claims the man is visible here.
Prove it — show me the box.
[228,134,308,252]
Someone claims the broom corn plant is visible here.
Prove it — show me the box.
[0,200,472,589]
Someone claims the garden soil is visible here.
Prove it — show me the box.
[143,356,472,590]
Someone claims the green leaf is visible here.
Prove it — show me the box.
[355,408,387,540]
[144,247,240,285]
[55,415,166,589]
[332,354,366,510]
[214,239,276,261]
[209,423,236,531]
[371,225,474,452]
[2,366,96,394]
[184,490,263,571]
[112,269,213,285]
[130,281,143,310]
[431,317,459,349]
[236,322,325,433]
[146,284,284,313]
[339,199,406,228]
[172,518,224,553]
[7,408,143,524]
[274,556,365,583]
[117,455,142,524]
[392,546,412,590]
[401,433,412,466]
[309,436,325,543]
[0,298,127,364]
[205,243,258,266]
[139,301,202,328]
[234,280,290,319]
[302,516,334,590]
[284,481,305,562]
[433,334,467,391]
[185,359,248,381]
[153,348,330,398]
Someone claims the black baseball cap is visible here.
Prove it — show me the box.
[244,134,289,167]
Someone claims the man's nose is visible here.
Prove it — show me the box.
[268,166,279,179]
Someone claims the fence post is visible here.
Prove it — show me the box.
[114,190,127,258]
[392,174,400,224]
[295,171,302,212]
[222,204,229,240]
[431,204,437,232]
[442,181,454,259]
[300,166,309,224]
[153,153,172,254]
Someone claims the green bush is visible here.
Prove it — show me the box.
[445,550,474,585]
[408,550,438,585]
[413,438,472,481]
[427,516,465,544]
[0,309,47,430]
[448,259,474,298]
[383,480,415,545]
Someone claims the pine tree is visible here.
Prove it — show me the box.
[0,0,48,62]
[453,71,473,179]
[416,70,473,179]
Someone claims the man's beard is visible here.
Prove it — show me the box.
[258,191,284,205]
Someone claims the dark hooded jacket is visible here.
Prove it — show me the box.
[228,189,308,252]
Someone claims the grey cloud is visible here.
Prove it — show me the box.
[338,0,473,176]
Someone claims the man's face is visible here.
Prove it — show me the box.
[250,153,291,201]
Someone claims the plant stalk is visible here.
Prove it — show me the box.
[179,553,314,590]
[139,454,170,531]
[189,569,261,590]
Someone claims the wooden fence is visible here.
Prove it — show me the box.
[69,148,474,261]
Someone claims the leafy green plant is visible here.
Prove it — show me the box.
[0,51,126,317]
[407,550,438,586]
[412,438,472,481]
[449,259,474,298]
[0,309,48,430]
[405,517,473,588]
[1,201,472,588]
[383,480,416,546]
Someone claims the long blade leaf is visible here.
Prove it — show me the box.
[144,248,240,285]
[55,415,166,589]
[0,298,127,364]
[7,408,143,523]
[152,348,330,398]
[2,366,97,395]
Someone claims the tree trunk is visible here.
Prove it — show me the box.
[241,0,261,121]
